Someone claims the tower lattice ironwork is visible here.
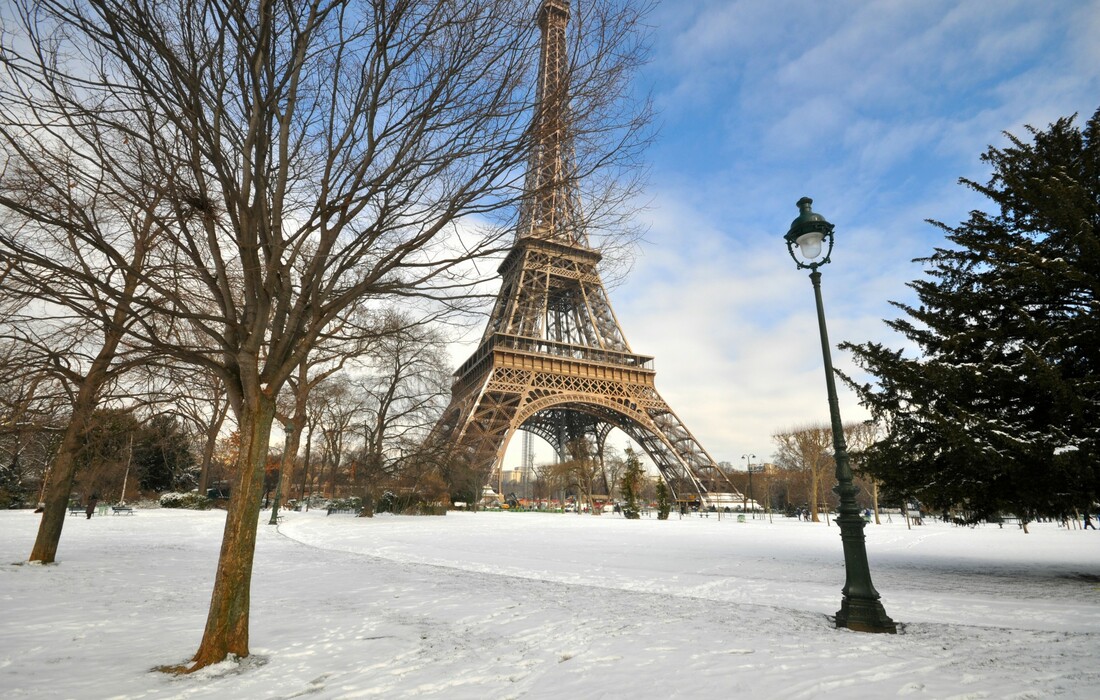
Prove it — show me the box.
[432,0,739,506]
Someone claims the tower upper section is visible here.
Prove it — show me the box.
[518,0,586,246]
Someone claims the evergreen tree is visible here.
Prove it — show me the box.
[841,109,1100,525]
[619,447,644,519]
[0,454,30,508]
[134,415,197,493]
[655,478,671,520]
[75,408,140,499]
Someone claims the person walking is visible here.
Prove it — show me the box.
[1085,512,1096,530]
[85,493,99,520]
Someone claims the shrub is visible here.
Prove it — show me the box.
[159,491,212,510]
[377,490,446,516]
[325,496,362,511]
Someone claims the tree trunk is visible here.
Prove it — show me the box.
[188,394,275,670]
[197,405,228,496]
[28,399,96,563]
[277,430,299,503]
[300,422,315,510]
[28,253,141,562]
[809,468,821,523]
[871,479,881,525]
[328,452,341,498]
[269,421,302,524]
[28,347,120,563]
[318,450,330,498]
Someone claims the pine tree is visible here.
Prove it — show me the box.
[841,108,1100,525]
[655,478,671,520]
[619,447,644,519]
[0,455,30,508]
[134,415,197,493]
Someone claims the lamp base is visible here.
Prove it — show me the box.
[836,597,898,634]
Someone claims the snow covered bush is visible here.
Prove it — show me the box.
[376,490,445,515]
[325,497,362,511]
[159,491,212,510]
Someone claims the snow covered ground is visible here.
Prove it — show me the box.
[1,508,1098,699]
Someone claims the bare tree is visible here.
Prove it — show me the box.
[168,365,232,498]
[353,311,451,507]
[315,375,358,498]
[1,0,651,670]
[297,371,334,507]
[531,460,552,508]
[562,437,601,513]
[270,337,350,518]
[772,422,881,522]
[773,423,834,523]
[845,420,885,524]
[544,460,573,510]
[599,444,627,501]
[0,341,67,507]
[0,173,157,561]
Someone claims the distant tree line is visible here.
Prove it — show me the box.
[0,318,455,511]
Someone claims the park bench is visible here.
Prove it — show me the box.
[326,507,356,516]
[111,505,134,515]
[68,505,83,516]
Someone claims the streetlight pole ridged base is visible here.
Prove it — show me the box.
[832,505,897,634]
[836,598,897,633]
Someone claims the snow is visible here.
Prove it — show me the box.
[1,508,1098,699]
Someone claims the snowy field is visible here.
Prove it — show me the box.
[1,508,1098,699]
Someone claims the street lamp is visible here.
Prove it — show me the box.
[785,197,897,634]
[741,453,756,518]
[749,464,765,519]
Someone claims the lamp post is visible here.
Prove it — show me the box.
[741,453,756,517]
[784,197,897,634]
[748,464,765,519]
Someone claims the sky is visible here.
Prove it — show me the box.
[497,0,1100,468]
[3,509,1098,698]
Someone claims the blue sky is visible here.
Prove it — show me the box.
[590,0,1100,467]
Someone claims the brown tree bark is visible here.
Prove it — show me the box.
[196,388,230,497]
[27,238,147,563]
[189,393,275,667]
[29,393,95,563]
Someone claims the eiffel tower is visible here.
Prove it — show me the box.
[433,0,739,506]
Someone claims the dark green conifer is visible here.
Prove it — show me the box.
[619,447,644,519]
[655,478,671,520]
[842,108,1100,525]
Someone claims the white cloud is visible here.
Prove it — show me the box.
[612,194,879,462]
